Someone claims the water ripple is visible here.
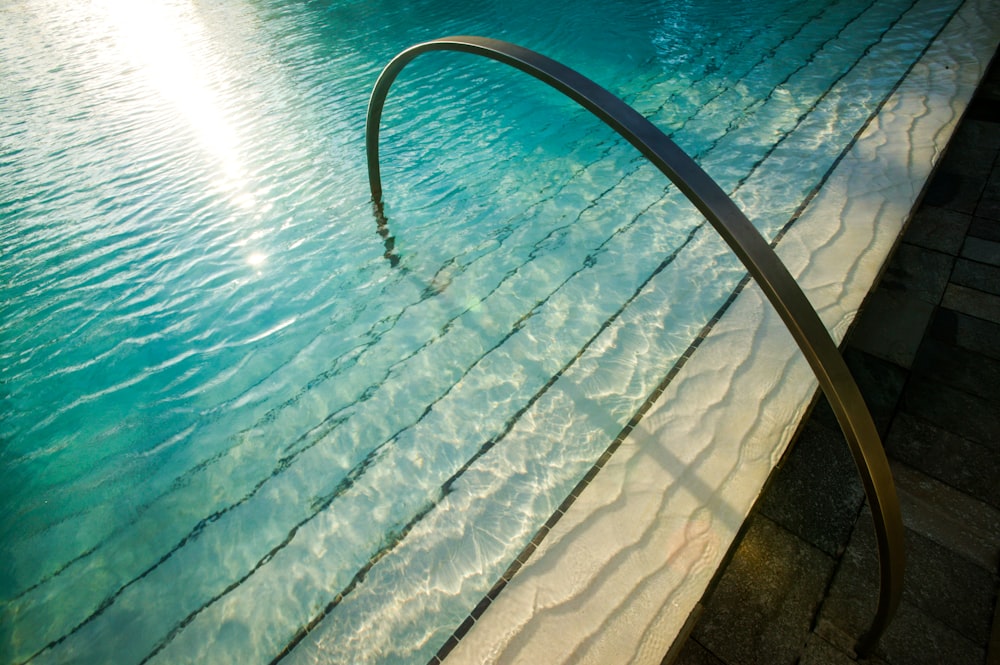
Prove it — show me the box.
[0,0,968,662]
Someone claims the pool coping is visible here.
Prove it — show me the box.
[442,0,1000,662]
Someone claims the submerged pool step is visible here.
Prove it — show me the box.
[355,34,903,663]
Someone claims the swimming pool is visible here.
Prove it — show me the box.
[1,0,997,664]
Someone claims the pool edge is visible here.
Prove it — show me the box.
[443,0,1000,662]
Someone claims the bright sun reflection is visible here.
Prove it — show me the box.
[103,1,242,178]
[90,0,266,263]
[247,252,267,267]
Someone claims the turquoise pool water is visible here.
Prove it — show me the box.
[0,0,966,662]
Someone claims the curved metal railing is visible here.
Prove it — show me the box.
[365,35,903,658]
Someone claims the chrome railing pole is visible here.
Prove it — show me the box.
[365,36,904,657]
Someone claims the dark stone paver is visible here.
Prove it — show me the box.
[941,283,1000,324]
[844,289,935,368]
[758,421,865,557]
[970,216,1000,242]
[672,638,727,665]
[904,207,972,254]
[689,515,835,665]
[978,195,1000,221]
[885,412,1000,510]
[881,243,956,304]
[901,528,995,645]
[870,603,985,665]
[903,377,1000,446]
[817,509,991,664]
[952,256,1000,295]
[926,306,1000,361]
[911,335,1000,400]
[799,632,882,665]
[890,461,1000,575]
[928,170,986,214]
[963,236,1000,266]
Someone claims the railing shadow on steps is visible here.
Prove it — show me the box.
[364,35,904,659]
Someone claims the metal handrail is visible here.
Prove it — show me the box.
[365,35,903,658]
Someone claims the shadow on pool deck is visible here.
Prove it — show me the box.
[668,53,1000,665]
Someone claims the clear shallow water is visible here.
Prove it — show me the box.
[0,0,962,662]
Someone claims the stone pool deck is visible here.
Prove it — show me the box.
[670,53,1000,665]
